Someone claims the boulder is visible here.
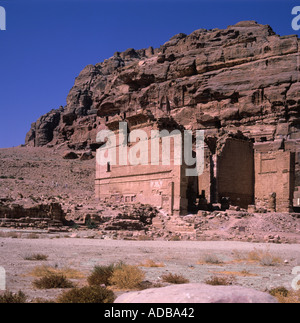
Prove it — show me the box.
[80,151,94,160]
[114,283,278,303]
[63,151,79,160]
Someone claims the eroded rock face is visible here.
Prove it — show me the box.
[25,21,300,199]
[25,21,300,150]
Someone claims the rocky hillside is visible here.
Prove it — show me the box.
[25,21,300,151]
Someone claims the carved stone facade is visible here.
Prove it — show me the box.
[95,111,296,215]
[254,147,295,212]
[95,110,295,215]
[198,136,255,210]
[95,110,197,215]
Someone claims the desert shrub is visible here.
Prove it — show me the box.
[29,265,84,279]
[109,264,145,290]
[23,253,48,261]
[204,276,235,286]
[271,289,300,303]
[87,264,116,286]
[57,286,115,303]
[161,273,189,284]
[199,254,223,265]
[247,248,282,266]
[259,254,281,267]
[213,270,257,277]
[139,259,165,268]
[33,274,74,289]
[0,291,27,303]
[269,286,289,298]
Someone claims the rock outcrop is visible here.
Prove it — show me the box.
[26,21,300,149]
[25,21,300,203]
[114,283,278,303]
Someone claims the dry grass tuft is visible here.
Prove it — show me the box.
[23,253,48,261]
[57,286,115,303]
[139,259,165,268]
[0,291,27,303]
[33,274,74,289]
[109,264,145,290]
[232,248,282,266]
[269,287,300,303]
[247,248,282,266]
[198,254,224,265]
[204,275,236,286]
[212,270,258,277]
[161,273,190,284]
[87,264,119,287]
[28,265,85,279]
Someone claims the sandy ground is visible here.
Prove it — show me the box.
[0,147,300,302]
[0,236,300,302]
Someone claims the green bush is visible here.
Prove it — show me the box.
[33,274,74,289]
[269,286,289,298]
[87,264,115,286]
[0,291,27,303]
[109,264,145,290]
[57,286,115,303]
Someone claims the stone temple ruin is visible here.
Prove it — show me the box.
[95,109,196,216]
[95,106,297,215]
[24,21,300,218]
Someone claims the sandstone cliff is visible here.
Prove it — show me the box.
[25,21,300,190]
[26,21,300,148]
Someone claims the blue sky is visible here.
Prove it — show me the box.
[0,0,299,148]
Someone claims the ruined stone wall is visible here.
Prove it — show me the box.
[0,203,66,229]
[217,138,254,209]
[95,117,191,215]
[254,150,295,212]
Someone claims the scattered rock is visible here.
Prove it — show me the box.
[80,151,94,160]
[63,151,79,160]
